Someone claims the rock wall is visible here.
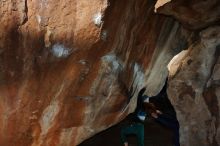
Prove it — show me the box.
[168,26,220,146]
[0,0,219,146]
[157,1,220,145]
[155,0,220,29]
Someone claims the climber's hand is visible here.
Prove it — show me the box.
[151,112,158,119]
[124,142,128,146]
[156,110,162,114]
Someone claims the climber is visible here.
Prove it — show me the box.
[150,109,180,146]
[120,87,149,146]
[120,79,180,146]
[145,79,180,146]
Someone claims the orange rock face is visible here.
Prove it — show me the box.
[0,0,219,146]
[0,0,188,145]
[155,0,220,29]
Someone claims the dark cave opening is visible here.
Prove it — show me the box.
[79,80,178,146]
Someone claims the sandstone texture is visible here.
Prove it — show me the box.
[155,0,220,29]
[0,0,219,146]
[168,26,220,146]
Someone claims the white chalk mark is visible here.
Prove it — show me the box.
[93,12,103,26]
[51,44,71,58]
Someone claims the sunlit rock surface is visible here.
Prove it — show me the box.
[0,0,219,146]
[168,26,220,146]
